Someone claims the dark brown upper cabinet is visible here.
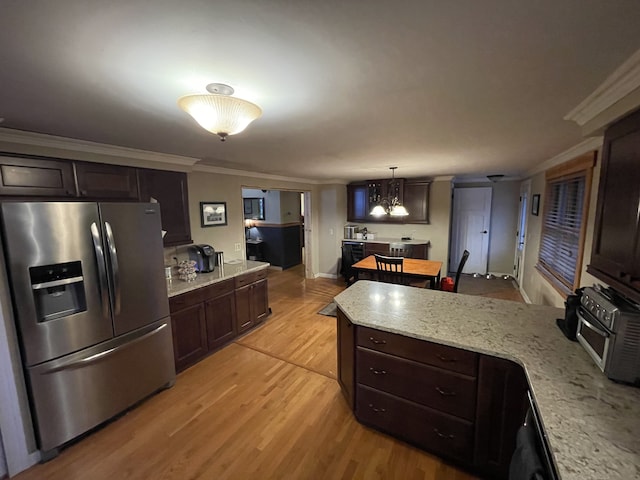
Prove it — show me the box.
[0,154,76,197]
[138,168,192,247]
[588,108,640,303]
[74,162,139,200]
[347,178,430,224]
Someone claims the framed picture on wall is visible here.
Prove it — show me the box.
[200,202,228,227]
[531,194,540,216]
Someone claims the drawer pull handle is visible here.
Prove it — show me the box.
[369,337,387,345]
[433,428,455,440]
[369,367,387,375]
[368,404,386,413]
[436,354,457,363]
[435,386,456,397]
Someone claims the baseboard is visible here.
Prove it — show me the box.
[519,287,532,304]
[315,273,337,279]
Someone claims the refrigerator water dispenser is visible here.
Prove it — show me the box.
[30,261,87,322]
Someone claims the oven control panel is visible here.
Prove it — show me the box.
[581,287,617,330]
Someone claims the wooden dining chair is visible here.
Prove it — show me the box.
[389,243,413,258]
[441,250,470,293]
[374,254,406,285]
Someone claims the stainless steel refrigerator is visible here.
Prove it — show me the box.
[0,202,175,455]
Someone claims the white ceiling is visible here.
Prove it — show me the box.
[1,1,639,181]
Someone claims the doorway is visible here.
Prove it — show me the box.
[241,188,309,275]
[513,180,530,286]
[450,187,492,274]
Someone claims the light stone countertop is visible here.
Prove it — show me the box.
[334,281,640,480]
[342,237,430,245]
[166,260,270,297]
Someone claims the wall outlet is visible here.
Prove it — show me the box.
[234,243,242,252]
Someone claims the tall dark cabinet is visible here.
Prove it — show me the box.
[588,108,640,303]
[138,168,193,247]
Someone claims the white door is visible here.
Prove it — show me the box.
[303,191,314,279]
[450,187,492,274]
[513,180,531,285]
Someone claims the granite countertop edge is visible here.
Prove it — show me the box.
[333,280,640,480]
[342,237,430,245]
[166,261,270,298]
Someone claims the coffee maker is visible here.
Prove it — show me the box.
[187,244,216,273]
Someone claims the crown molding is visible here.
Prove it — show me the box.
[525,136,603,178]
[193,163,321,185]
[0,128,199,167]
[565,48,640,127]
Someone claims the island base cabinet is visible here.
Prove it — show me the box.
[474,356,529,479]
[356,385,475,464]
[337,310,355,409]
[170,303,208,372]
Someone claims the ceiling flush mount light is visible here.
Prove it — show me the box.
[178,83,262,141]
[370,167,409,217]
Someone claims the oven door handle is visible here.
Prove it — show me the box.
[578,311,609,337]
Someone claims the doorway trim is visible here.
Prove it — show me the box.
[513,180,531,287]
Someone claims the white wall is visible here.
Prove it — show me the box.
[317,185,347,276]
[520,151,604,307]
[0,437,6,478]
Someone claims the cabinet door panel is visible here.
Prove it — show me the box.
[356,384,474,464]
[205,292,236,350]
[171,303,207,372]
[0,155,76,197]
[337,309,355,409]
[474,356,528,479]
[347,183,369,222]
[235,285,252,333]
[138,169,192,246]
[75,162,139,199]
[404,181,430,224]
[252,279,269,323]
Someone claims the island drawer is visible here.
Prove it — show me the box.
[356,347,477,421]
[234,269,267,288]
[356,384,474,464]
[356,326,478,377]
[201,279,235,300]
[169,289,205,313]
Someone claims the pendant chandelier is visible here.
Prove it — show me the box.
[178,83,262,141]
[370,167,409,217]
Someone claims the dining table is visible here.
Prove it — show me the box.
[351,255,443,289]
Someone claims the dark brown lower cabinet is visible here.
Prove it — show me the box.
[475,356,529,479]
[356,384,475,463]
[337,308,530,479]
[205,288,237,351]
[235,270,269,334]
[337,310,355,409]
[170,275,269,372]
[170,302,208,372]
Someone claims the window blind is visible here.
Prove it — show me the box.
[538,174,586,289]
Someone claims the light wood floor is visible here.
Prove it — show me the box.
[14,266,479,480]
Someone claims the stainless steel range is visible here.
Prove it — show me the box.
[577,285,640,385]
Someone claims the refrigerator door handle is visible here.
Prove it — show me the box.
[90,222,110,320]
[104,221,121,315]
[42,323,168,374]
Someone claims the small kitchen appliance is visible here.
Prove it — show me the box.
[576,285,640,385]
[187,244,216,272]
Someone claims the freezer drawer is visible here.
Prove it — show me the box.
[27,318,175,452]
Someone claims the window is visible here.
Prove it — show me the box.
[537,152,596,294]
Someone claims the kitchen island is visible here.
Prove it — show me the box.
[334,281,640,480]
